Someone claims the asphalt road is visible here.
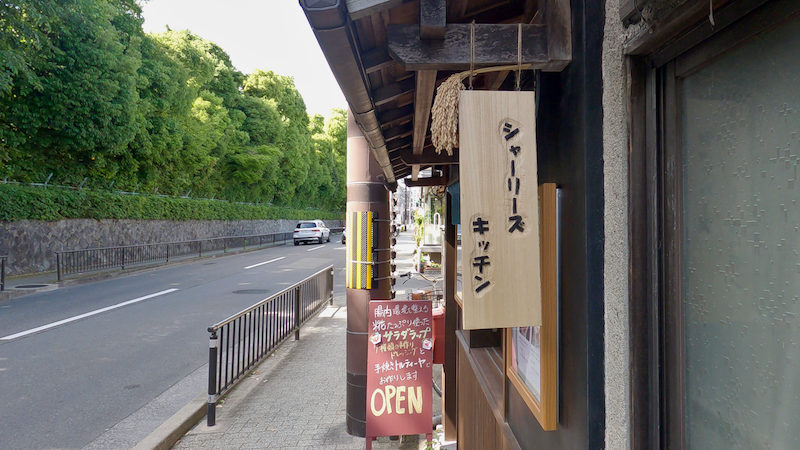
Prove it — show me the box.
[0,239,346,450]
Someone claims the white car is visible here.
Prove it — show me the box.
[293,220,330,245]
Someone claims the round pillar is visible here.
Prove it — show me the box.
[345,111,391,437]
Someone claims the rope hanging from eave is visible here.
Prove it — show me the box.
[430,64,533,155]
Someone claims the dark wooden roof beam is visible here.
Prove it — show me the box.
[386,136,412,152]
[372,78,415,107]
[378,104,413,128]
[398,148,458,165]
[420,0,446,40]
[347,0,404,20]
[389,0,571,72]
[411,69,437,180]
[389,23,549,71]
[362,47,394,74]
[383,125,413,141]
[404,176,447,187]
[446,0,469,22]
[395,167,412,179]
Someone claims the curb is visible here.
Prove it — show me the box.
[132,394,207,450]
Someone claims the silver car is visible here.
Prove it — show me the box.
[293,220,330,245]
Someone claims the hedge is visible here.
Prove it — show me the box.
[0,184,343,222]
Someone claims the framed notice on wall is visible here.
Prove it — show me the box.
[506,184,559,431]
[459,90,542,330]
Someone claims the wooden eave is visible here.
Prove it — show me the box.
[307,0,571,186]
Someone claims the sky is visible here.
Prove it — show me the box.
[140,0,347,117]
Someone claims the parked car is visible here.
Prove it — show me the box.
[293,220,330,245]
[341,228,346,244]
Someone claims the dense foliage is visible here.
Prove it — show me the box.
[0,0,346,212]
[0,184,342,222]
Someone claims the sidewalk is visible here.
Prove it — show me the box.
[172,231,448,449]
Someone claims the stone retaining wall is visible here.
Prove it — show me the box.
[0,218,344,276]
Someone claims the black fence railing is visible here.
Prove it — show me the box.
[206,265,334,425]
[54,232,294,281]
[1,256,6,291]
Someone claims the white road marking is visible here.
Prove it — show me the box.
[0,289,180,341]
[244,257,285,269]
[306,245,325,252]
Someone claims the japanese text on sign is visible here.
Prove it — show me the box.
[367,300,433,438]
[458,90,542,329]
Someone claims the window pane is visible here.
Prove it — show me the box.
[681,17,800,449]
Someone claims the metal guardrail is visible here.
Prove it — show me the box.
[1,256,6,291]
[54,232,294,281]
[206,265,334,426]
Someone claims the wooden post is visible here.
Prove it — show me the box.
[443,188,458,441]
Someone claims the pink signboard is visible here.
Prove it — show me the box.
[366,300,433,440]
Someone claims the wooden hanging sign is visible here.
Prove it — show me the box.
[459,90,541,329]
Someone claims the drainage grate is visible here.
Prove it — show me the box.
[232,289,270,295]
[14,284,50,289]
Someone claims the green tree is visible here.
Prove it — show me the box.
[243,70,311,205]
[128,34,193,194]
[0,0,143,184]
[1,7,345,212]
[325,108,347,209]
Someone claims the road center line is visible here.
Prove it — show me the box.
[244,257,285,269]
[0,289,180,341]
[306,245,325,252]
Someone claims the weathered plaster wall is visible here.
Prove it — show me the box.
[603,0,631,448]
[603,2,685,447]
[0,218,343,276]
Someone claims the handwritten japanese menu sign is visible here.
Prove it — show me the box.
[458,90,542,329]
[366,300,433,438]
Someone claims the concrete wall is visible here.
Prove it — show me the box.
[0,218,343,276]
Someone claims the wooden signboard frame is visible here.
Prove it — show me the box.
[505,183,559,431]
[459,90,542,329]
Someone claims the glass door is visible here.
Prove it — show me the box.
[676,15,800,449]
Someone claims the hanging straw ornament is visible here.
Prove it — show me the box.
[429,22,532,155]
[430,74,465,156]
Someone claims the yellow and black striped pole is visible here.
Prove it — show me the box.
[346,211,373,290]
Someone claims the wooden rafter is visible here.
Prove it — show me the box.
[404,176,447,187]
[383,125,413,141]
[378,104,413,128]
[398,148,458,165]
[386,136,412,152]
[373,78,415,106]
[484,70,510,89]
[363,47,394,74]
[411,69,437,180]
[446,0,469,22]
